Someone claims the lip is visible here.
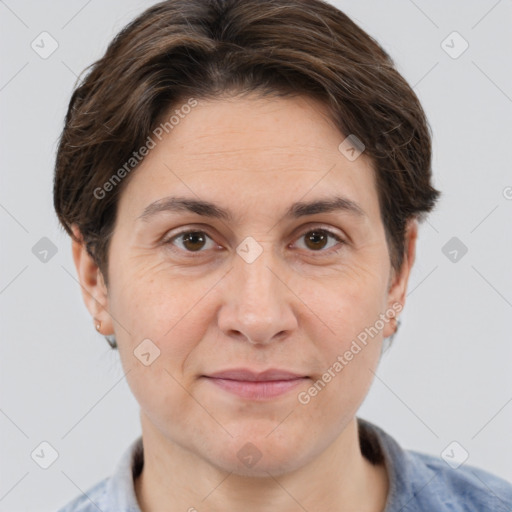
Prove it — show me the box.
[202,368,309,400]
[205,368,307,381]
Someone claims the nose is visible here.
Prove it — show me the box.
[217,244,298,345]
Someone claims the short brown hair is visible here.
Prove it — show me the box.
[54,0,441,283]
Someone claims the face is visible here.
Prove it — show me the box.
[74,93,416,476]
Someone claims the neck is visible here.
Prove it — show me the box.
[134,415,389,512]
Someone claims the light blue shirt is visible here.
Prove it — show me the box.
[57,417,512,511]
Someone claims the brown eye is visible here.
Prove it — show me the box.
[181,232,207,251]
[295,229,344,253]
[166,231,215,253]
[304,230,329,250]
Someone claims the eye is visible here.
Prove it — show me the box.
[164,230,217,253]
[294,228,345,253]
[163,226,345,257]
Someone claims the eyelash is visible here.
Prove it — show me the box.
[162,226,346,258]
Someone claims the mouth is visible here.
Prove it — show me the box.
[201,368,309,400]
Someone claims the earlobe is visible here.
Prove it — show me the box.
[70,224,114,335]
[383,219,418,338]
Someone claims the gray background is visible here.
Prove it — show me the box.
[1,0,511,510]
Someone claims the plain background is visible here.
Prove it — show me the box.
[1,0,511,510]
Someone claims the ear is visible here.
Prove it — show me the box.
[382,218,418,338]
[71,224,114,335]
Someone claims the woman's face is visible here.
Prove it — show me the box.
[76,93,416,476]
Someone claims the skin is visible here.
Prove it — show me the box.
[72,93,418,512]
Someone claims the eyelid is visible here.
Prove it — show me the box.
[161,224,217,242]
[290,223,346,242]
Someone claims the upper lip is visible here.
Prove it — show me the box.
[204,368,307,382]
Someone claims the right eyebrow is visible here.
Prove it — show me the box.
[137,196,232,223]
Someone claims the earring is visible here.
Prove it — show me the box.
[94,318,117,349]
[382,317,401,354]
[105,335,117,349]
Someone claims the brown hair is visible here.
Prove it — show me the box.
[54,0,441,283]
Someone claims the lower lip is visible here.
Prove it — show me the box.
[204,377,308,400]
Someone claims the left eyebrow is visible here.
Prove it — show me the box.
[284,196,367,220]
[137,195,367,223]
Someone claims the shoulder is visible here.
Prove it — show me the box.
[406,449,512,510]
[357,418,512,511]
[56,436,143,512]
[56,477,110,512]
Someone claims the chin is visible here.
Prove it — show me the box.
[204,430,310,478]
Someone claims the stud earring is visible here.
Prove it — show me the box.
[94,317,117,349]
[105,335,118,349]
[382,317,401,355]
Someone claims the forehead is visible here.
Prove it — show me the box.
[117,94,380,223]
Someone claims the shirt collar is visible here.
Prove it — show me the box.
[357,417,415,511]
[105,434,144,511]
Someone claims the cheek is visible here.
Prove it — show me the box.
[296,259,388,345]
[301,302,383,430]
[108,254,205,342]
[297,264,387,403]
[122,360,205,443]
[109,264,210,429]
[107,261,215,418]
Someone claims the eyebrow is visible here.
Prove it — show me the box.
[137,195,367,223]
